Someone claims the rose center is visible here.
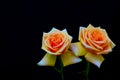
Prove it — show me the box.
[91,29,104,41]
[49,33,64,47]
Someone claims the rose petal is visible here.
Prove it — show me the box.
[81,37,101,51]
[62,28,68,34]
[42,42,55,55]
[84,28,102,51]
[56,38,70,53]
[55,38,70,55]
[85,52,104,68]
[87,24,94,28]
[42,32,51,49]
[70,42,87,56]
[56,29,72,54]
[110,41,116,48]
[44,30,65,50]
[42,28,73,56]
[44,28,66,51]
[79,26,85,41]
[97,46,112,54]
[61,50,82,66]
[88,31,103,50]
[102,29,116,48]
[42,30,65,55]
[79,26,100,51]
[42,32,53,52]
[62,28,73,40]
[49,27,60,34]
[37,53,57,66]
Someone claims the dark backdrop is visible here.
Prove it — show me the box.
[1,0,120,80]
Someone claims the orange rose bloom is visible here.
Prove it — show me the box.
[79,24,115,55]
[70,24,115,67]
[42,28,72,55]
[38,28,82,66]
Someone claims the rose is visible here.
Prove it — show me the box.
[79,24,115,54]
[38,28,82,66]
[42,27,72,55]
[71,24,115,67]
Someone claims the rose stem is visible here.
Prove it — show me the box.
[85,61,90,80]
[58,56,64,80]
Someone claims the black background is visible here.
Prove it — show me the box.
[1,0,120,80]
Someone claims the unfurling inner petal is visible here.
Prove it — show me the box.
[46,32,65,52]
[79,27,100,52]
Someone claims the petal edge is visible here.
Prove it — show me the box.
[37,53,57,66]
[61,50,82,67]
[85,52,104,68]
[70,42,87,56]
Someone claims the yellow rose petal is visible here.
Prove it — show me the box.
[79,27,85,41]
[62,28,73,41]
[110,41,116,48]
[41,42,55,55]
[61,50,82,66]
[87,24,94,28]
[85,52,104,68]
[102,29,116,48]
[97,47,112,54]
[37,53,57,66]
[49,27,59,34]
[70,42,87,56]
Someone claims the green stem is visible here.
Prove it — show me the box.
[58,56,64,80]
[84,61,90,80]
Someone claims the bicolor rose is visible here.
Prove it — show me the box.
[70,24,115,67]
[38,28,82,66]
